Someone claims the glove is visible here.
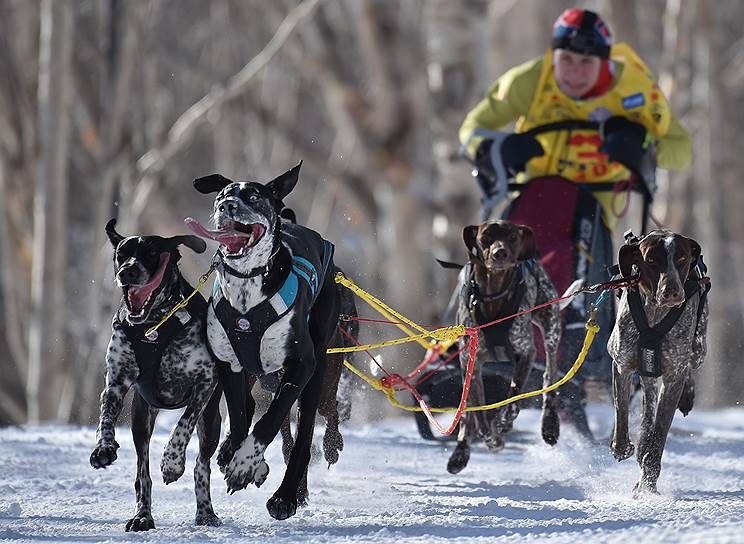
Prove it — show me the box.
[600,116,647,174]
[499,133,544,176]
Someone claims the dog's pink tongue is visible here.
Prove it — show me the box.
[129,253,170,311]
[184,217,248,253]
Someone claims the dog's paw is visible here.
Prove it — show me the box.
[224,435,268,494]
[446,443,470,475]
[632,478,659,497]
[541,407,560,446]
[216,435,235,474]
[610,440,635,461]
[90,441,119,469]
[195,509,222,527]
[125,513,155,532]
[502,403,520,429]
[267,494,298,520]
[484,433,505,453]
[160,450,186,484]
[322,427,344,467]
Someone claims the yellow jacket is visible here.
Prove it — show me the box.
[460,44,691,229]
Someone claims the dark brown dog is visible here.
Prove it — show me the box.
[609,229,709,495]
[447,220,562,474]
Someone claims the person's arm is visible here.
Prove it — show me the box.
[459,57,542,156]
[656,113,691,171]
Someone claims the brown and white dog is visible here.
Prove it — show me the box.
[447,220,562,474]
[608,229,709,495]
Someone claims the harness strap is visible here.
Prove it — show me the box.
[627,278,703,377]
[467,261,528,363]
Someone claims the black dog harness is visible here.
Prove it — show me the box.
[116,276,206,409]
[627,275,710,378]
[465,260,531,364]
[212,224,334,375]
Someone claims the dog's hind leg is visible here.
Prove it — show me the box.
[280,413,294,464]
[318,352,344,467]
[635,377,685,496]
[636,377,657,467]
[161,380,216,485]
[126,392,158,532]
[194,385,222,527]
[610,362,635,461]
[499,350,534,437]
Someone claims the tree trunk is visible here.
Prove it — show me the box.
[27,0,73,422]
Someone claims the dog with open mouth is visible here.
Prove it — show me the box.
[609,229,710,495]
[91,220,222,531]
[187,161,352,520]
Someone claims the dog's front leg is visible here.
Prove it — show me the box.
[126,391,158,532]
[636,375,685,496]
[215,364,256,473]
[636,376,657,467]
[225,356,315,494]
[160,381,216,485]
[91,336,137,469]
[610,362,635,461]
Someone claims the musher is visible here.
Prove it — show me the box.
[459,7,692,437]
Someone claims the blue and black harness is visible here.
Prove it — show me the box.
[212,226,335,375]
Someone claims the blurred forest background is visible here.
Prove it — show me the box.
[1,0,742,426]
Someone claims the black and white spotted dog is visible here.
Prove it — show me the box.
[447,220,562,474]
[609,229,710,495]
[90,220,222,531]
[186,162,347,520]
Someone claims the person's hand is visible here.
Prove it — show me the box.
[500,133,544,176]
[600,116,647,173]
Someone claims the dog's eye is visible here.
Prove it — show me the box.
[248,194,259,202]
[645,256,655,265]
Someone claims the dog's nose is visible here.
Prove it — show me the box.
[493,248,508,261]
[659,286,683,305]
[218,201,238,214]
[118,265,139,284]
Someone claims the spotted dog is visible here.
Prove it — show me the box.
[447,220,562,474]
[187,161,349,520]
[609,229,710,495]
[90,220,222,531]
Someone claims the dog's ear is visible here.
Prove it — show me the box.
[105,219,125,247]
[618,243,641,278]
[193,173,234,194]
[517,225,538,261]
[168,235,207,254]
[685,236,701,264]
[280,207,297,224]
[463,225,482,263]
[266,161,302,202]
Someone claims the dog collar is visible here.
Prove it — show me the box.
[217,240,284,279]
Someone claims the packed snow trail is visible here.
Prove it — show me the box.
[1,405,743,543]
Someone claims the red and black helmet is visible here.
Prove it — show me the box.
[552,8,613,59]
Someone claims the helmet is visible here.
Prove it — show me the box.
[552,8,613,59]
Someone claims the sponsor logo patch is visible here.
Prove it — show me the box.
[622,92,645,109]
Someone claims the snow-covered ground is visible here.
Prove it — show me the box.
[1,403,743,543]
